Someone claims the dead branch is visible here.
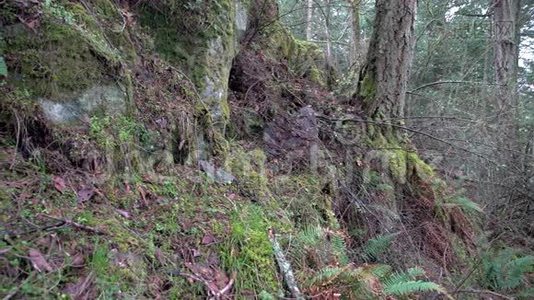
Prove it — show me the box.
[268,228,304,299]
[39,215,106,235]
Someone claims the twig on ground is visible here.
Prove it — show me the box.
[39,214,106,235]
[214,272,236,299]
[268,228,304,300]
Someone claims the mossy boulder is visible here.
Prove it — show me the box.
[138,0,252,154]
[262,23,326,85]
[225,147,269,200]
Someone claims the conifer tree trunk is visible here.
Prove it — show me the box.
[348,0,361,68]
[492,0,520,149]
[357,0,417,131]
[306,0,313,41]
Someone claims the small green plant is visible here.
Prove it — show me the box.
[220,205,280,295]
[91,241,121,298]
[481,247,534,291]
[442,195,483,213]
[361,233,396,262]
[0,56,7,78]
[381,267,447,297]
[90,116,112,147]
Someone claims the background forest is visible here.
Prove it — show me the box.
[0,0,532,299]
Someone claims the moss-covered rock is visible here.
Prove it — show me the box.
[225,146,269,200]
[262,23,326,85]
[138,0,252,155]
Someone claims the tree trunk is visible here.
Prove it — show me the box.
[491,0,520,176]
[489,0,523,231]
[493,0,520,110]
[323,0,333,67]
[323,0,336,88]
[348,0,361,69]
[357,0,417,128]
[306,0,313,41]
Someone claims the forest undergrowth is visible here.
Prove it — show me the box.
[0,0,532,299]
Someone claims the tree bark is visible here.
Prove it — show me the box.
[348,0,361,69]
[323,0,333,67]
[489,0,523,226]
[356,0,417,127]
[306,0,313,41]
[491,0,520,174]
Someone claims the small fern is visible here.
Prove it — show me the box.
[308,266,346,285]
[0,56,7,78]
[370,264,392,278]
[506,256,534,289]
[361,233,396,261]
[482,248,534,291]
[298,226,322,246]
[380,266,448,297]
[331,234,349,265]
[443,196,483,213]
[384,280,445,296]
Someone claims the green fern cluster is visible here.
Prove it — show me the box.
[308,264,448,298]
[287,226,349,269]
[442,195,483,213]
[481,248,534,292]
[361,234,395,262]
[380,267,447,297]
[0,56,6,78]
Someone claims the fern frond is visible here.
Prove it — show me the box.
[370,264,392,278]
[482,249,534,291]
[297,226,323,246]
[331,234,349,265]
[362,234,395,261]
[308,266,345,285]
[0,56,7,77]
[384,280,445,296]
[444,196,483,213]
[503,255,534,289]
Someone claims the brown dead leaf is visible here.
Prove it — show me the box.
[116,209,131,219]
[64,273,95,300]
[77,187,95,203]
[202,233,216,245]
[185,262,229,293]
[53,175,67,192]
[70,253,85,268]
[28,248,53,272]
[154,248,165,264]
[137,185,148,206]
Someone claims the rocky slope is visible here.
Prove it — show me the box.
[0,1,493,299]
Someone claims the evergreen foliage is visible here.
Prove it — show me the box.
[482,248,534,291]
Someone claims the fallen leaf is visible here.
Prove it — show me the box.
[28,248,53,272]
[70,253,85,268]
[64,274,95,300]
[77,187,95,203]
[116,209,131,219]
[154,248,165,264]
[191,248,201,258]
[202,233,216,245]
[137,185,148,206]
[53,176,66,192]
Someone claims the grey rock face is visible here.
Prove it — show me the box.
[235,1,248,39]
[39,84,126,124]
[199,160,236,184]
